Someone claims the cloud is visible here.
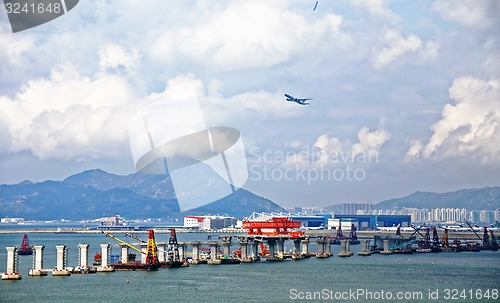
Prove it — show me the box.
[283,127,390,168]
[0,51,141,160]
[432,0,499,29]
[99,43,140,72]
[408,76,500,163]
[150,1,351,70]
[371,29,438,70]
[351,0,400,24]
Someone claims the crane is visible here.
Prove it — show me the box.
[103,232,144,255]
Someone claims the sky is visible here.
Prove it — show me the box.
[0,0,499,208]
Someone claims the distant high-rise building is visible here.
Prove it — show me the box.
[340,203,372,215]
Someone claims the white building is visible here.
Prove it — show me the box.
[183,215,237,230]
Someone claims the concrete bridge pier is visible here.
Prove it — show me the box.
[251,241,260,261]
[191,242,201,264]
[120,245,129,264]
[178,243,186,262]
[97,244,114,272]
[358,240,372,256]
[346,241,354,256]
[29,245,48,276]
[208,242,221,265]
[325,238,332,256]
[381,239,393,255]
[301,238,310,257]
[53,245,70,276]
[316,237,329,258]
[267,239,276,257]
[277,238,286,258]
[157,243,166,263]
[239,237,252,262]
[1,247,21,280]
[78,244,90,269]
[338,240,351,257]
[292,238,303,260]
[140,243,147,264]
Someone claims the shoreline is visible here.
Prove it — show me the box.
[0,228,486,240]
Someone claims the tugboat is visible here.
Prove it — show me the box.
[18,234,33,255]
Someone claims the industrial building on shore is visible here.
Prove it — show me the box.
[183,215,238,230]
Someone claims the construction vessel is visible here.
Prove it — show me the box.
[242,216,304,238]
[104,230,160,271]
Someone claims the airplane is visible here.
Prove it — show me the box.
[376,223,401,232]
[284,94,312,105]
[301,223,324,230]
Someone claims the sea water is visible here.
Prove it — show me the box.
[0,230,499,303]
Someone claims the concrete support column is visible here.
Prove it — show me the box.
[301,239,310,256]
[209,242,218,261]
[317,238,325,255]
[5,246,18,273]
[33,245,45,271]
[121,245,129,264]
[277,238,285,257]
[338,240,351,257]
[267,239,276,257]
[251,242,259,260]
[293,239,301,255]
[325,239,332,256]
[78,244,89,268]
[222,242,231,258]
[381,239,393,255]
[346,241,353,256]
[240,242,248,259]
[100,244,110,267]
[192,242,200,261]
[97,244,114,272]
[56,245,68,270]
[140,243,147,264]
[157,243,166,262]
[178,243,186,262]
[2,247,21,280]
[358,240,372,256]
[220,236,232,258]
[208,242,221,265]
[316,237,329,258]
[52,245,71,276]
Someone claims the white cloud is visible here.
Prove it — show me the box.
[372,29,439,70]
[284,127,390,168]
[352,127,391,157]
[150,1,351,70]
[0,50,141,160]
[99,44,140,72]
[409,76,500,163]
[433,0,499,29]
[351,0,400,24]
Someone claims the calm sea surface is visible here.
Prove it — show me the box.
[0,228,499,303]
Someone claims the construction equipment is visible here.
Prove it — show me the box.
[242,217,304,238]
[104,232,144,254]
[103,231,159,271]
[259,243,269,256]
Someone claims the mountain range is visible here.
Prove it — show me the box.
[373,187,500,211]
[0,169,284,221]
[1,169,498,221]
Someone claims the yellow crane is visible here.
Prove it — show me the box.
[103,232,144,255]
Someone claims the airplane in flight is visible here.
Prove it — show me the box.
[284,94,312,105]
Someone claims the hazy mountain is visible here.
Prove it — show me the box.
[374,187,500,210]
[0,169,284,220]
